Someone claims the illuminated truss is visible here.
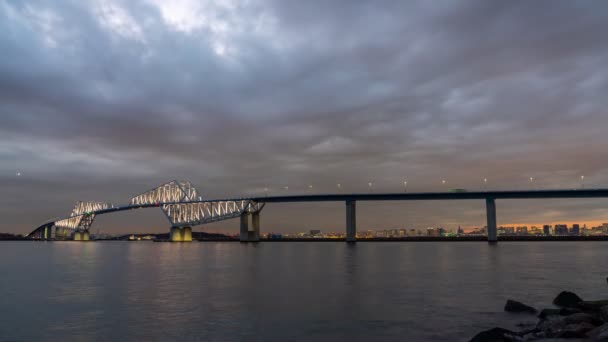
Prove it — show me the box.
[54,201,113,231]
[28,180,266,238]
[130,180,200,206]
[162,200,264,227]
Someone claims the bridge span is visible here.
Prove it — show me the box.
[28,180,608,243]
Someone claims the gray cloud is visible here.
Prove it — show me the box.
[2,0,608,234]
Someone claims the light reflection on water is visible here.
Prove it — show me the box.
[1,241,607,341]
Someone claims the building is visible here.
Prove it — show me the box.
[554,224,568,235]
[543,225,552,235]
[516,226,528,236]
[571,224,580,236]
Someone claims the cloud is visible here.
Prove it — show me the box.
[1,0,608,234]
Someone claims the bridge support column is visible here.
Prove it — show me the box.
[170,226,191,242]
[82,231,90,241]
[240,213,259,242]
[346,200,356,243]
[486,198,497,244]
[73,231,82,241]
[250,212,261,242]
[240,213,249,242]
[182,227,192,242]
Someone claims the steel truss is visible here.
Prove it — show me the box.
[162,200,264,227]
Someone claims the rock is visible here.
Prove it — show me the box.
[557,322,596,338]
[469,327,519,342]
[587,322,608,339]
[596,329,608,342]
[559,307,582,316]
[519,331,545,341]
[539,308,562,319]
[564,312,602,326]
[553,291,583,307]
[600,305,608,322]
[537,316,568,337]
[505,299,537,314]
[580,300,608,312]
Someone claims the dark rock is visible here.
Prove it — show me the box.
[559,307,582,316]
[539,308,562,319]
[564,312,603,326]
[557,322,596,338]
[520,331,545,341]
[596,329,608,342]
[553,291,583,307]
[469,327,519,342]
[588,323,608,339]
[600,305,608,322]
[504,299,537,314]
[579,300,608,311]
[537,316,567,337]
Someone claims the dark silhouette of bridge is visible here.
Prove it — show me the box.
[28,180,608,243]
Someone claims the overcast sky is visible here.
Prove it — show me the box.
[2,0,608,235]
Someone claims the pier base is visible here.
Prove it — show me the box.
[346,200,356,243]
[73,231,82,241]
[170,226,192,242]
[240,212,260,242]
[486,198,497,244]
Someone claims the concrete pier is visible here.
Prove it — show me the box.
[170,226,192,242]
[346,200,356,243]
[240,212,260,242]
[73,231,82,241]
[486,198,497,243]
[82,231,90,241]
[250,211,260,242]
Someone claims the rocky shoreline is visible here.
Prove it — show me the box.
[470,283,608,341]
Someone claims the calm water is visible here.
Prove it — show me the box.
[1,241,607,341]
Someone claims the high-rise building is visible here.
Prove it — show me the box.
[516,226,528,235]
[554,224,568,235]
[543,225,552,235]
[571,224,580,236]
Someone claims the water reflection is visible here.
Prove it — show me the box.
[1,241,607,341]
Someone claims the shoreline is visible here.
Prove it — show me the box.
[6,236,608,242]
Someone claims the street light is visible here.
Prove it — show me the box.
[284,186,289,191]
[529,177,534,189]
[264,187,269,197]
[581,175,585,189]
[337,183,341,189]
[483,178,488,190]
[403,180,408,193]
[368,182,373,190]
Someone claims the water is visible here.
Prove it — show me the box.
[1,241,607,341]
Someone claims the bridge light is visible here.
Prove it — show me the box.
[403,180,408,192]
[337,183,341,189]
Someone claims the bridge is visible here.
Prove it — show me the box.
[27,180,608,243]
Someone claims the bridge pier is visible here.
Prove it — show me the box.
[71,230,90,241]
[486,198,497,244]
[170,226,192,242]
[240,212,260,242]
[346,200,356,243]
